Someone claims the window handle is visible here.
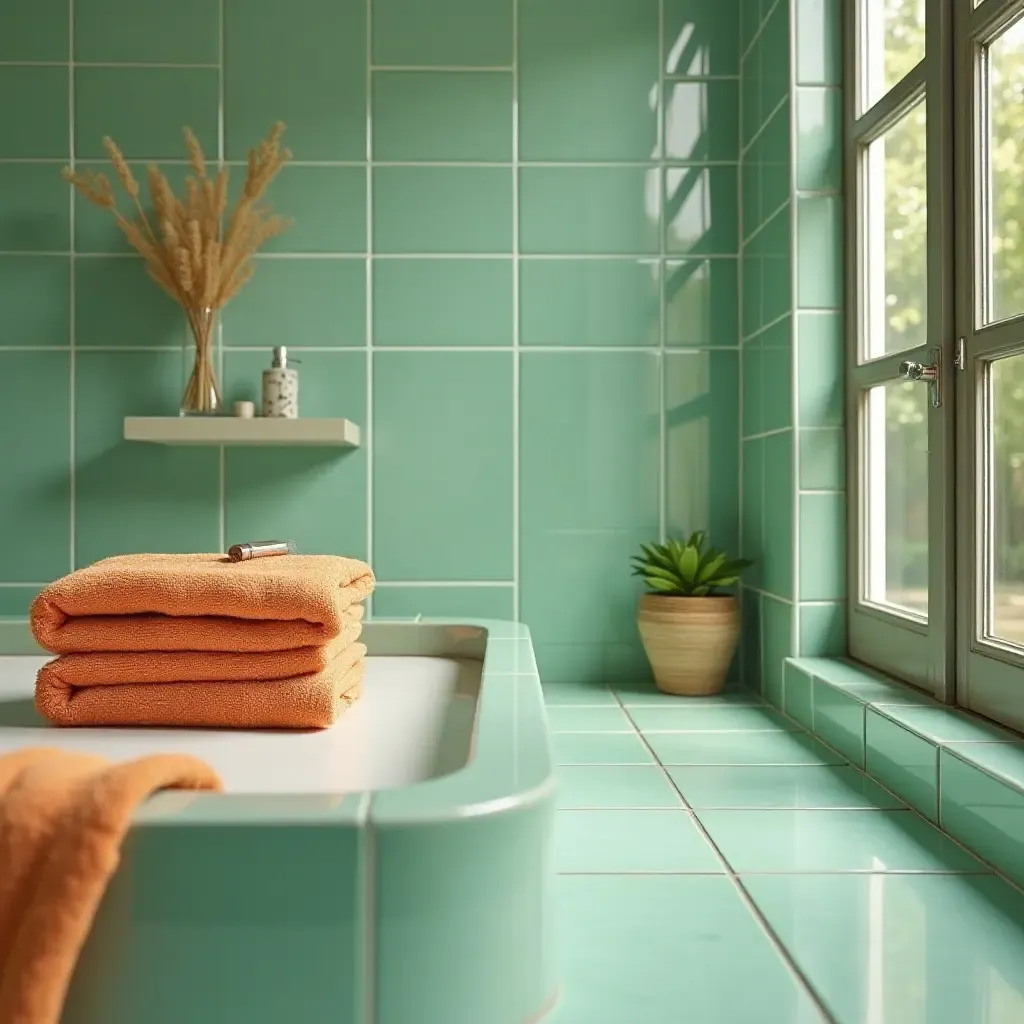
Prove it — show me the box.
[898,347,942,407]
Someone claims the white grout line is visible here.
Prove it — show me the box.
[357,790,376,1024]
[373,580,514,587]
[370,64,514,72]
[788,0,801,661]
[0,60,220,68]
[364,0,374,619]
[1,344,742,354]
[216,0,226,553]
[67,0,76,574]
[610,689,840,1023]
[657,0,667,546]
[511,0,521,623]
[0,250,748,261]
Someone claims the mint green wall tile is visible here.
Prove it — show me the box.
[373,351,513,580]
[796,195,843,308]
[741,586,762,691]
[371,0,513,67]
[742,155,761,245]
[761,595,792,707]
[797,311,843,427]
[225,0,365,162]
[0,587,42,617]
[742,251,762,337]
[74,351,220,565]
[520,167,658,255]
[799,492,846,601]
[519,0,658,162]
[799,427,845,490]
[741,39,760,150]
[739,0,760,56]
[940,749,1024,885]
[75,258,183,348]
[796,87,842,192]
[760,206,792,326]
[520,259,659,347]
[741,437,764,588]
[760,314,793,433]
[0,352,70,581]
[372,71,511,162]
[759,0,791,115]
[665,165,739,256]
[374,167,512,254]
[257,167,366,254]
[0,256,70,346]
[664,0,741,77]
[796,0,842,86]
[742,339,762,436]
[665,351,740,555]
[520,352,658,658]
[0,164,70,252]
[865,708,939,820]
[76,0,218,63]
[762,430,793,599]
[372,585,514,620]
[223,258,365,348]
[799,601,846,656]
[666,80,740,162]
[374,259,512,347]
[0,0,67,60]
[535,640,651,686]
[783,660,813,728]
[73,162,192,255]
[0,68,69,159]
[760,100,791,215]
[223,351,367,559]
[75,68,218,160]
[813,678,864,765]
[666,259,739,348]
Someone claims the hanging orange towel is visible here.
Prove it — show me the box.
[35,645,366,730]
[0,747,221,1024]
[39,606,364,687]
[30,553,375,654]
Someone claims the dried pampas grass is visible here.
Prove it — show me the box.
[63,124,292,413]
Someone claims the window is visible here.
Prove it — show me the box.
[847,0,1024,730]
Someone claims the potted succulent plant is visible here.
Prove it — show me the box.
[632,533,752,696]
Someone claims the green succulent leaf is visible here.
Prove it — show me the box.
[709,575,740,587]
[633,536,752,595]
[696,551,727,583]
[675,545,700,584]
[691,585,710,596]
[645,575,679,593]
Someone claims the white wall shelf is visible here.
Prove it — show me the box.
[124,417,361,448]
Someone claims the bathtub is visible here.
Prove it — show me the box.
[0,619,557,1024]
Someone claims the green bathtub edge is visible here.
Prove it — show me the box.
[12,617,557,1024]
[779,656,1024,891]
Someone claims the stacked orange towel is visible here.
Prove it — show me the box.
[30,553,376,730]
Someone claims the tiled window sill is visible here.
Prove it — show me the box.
[782,657,1024,887]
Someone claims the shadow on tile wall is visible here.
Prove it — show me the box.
[0,0,745,684]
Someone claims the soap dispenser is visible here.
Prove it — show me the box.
[262,346,299,419]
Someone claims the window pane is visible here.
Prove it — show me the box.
[986,15,1024,324]
[987,353,1024,646]
[862,0,925,108]
[864,381,929,618]
[862,101,928,359]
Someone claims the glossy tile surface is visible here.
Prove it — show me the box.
[552,732,654,766]
[813,676,866,766]
[866,708,939,820]
[647,728,845,766]
[547,706,632,732]
[629,703,795,732]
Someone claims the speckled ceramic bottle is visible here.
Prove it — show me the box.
[262,346,299,418]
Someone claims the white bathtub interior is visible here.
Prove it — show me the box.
[0,655,480,793]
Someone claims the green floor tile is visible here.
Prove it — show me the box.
[647,729,846,766]
[554,810,721,873]
[548,876,828,1024]
[668,766,905,810]
[699,809,988,873]
[542,682,618,706]
[552,733,654,766]
[555,767,681,809]
[745,873,1024,1024]
[614,684,760,706]
[629,704,797,732]
[547,707,633,732]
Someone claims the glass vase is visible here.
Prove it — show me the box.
[179,308,222,416]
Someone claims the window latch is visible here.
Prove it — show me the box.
[898,346,942,408]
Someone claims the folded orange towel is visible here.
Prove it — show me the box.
[30,553,375,654]
[0,747,221,1024]
[36,645,366,730]
[40,606,364,687]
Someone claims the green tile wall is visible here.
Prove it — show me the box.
[739,0,846,697]
[0,0,742,686]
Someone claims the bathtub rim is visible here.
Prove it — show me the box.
[0,617,554,828]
